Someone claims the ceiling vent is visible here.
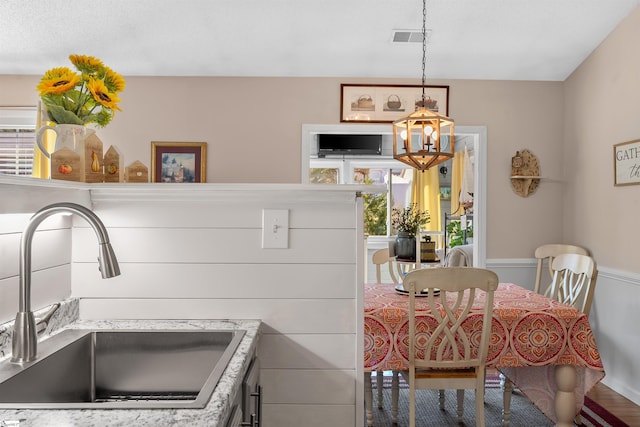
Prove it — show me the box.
[392,29,432,43]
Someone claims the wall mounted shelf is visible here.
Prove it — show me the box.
[510,150,541,197]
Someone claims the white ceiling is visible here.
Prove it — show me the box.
[1,0,639,81]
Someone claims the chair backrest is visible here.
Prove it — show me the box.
[443,244,473,267]
[548,253,598,315]
[372,248,400,283]
[403,267,499,370]
[533,243,589,295]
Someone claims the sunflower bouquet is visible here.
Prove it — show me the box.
[37,54,125,127]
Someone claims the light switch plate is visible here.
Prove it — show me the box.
[262,209,289,249]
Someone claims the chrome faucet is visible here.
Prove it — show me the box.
[11,202,120,363]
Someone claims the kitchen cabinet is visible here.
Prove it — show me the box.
[226,405,243,427]
[241,355,261,426]
[226,349,261,427]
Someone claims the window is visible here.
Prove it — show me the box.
[0,107,37,176]
[310,158,415,236]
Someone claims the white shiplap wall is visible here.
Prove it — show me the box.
[0,213,72,324]
[73,185,367,427]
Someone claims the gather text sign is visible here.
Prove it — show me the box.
[614,139,640,186]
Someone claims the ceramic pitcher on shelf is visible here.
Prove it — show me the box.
[35,123,95,159]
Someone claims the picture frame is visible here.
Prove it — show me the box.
[614,139,640,186]
[150,141,207,183]
[340,84,449,123]
[439,186,452,200]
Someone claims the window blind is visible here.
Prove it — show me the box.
[0,107,37,176]
[0,129,35,175]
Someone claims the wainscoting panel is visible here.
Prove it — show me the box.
[79,298,356,335]
[261,369,356,404]
[72,228,356,264]
[262,404,354,427]
[0,266,70,324]
[0,221,71,279]
[85,200,356,229]
[0,213,72,323]
[259,333,356,369]
[74,186,367,427]
[73,263,356,298]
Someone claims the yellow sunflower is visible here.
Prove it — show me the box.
[103,66,126,93]
[69,54,104,76]
[87,78,122,111]
[36,67,80,96]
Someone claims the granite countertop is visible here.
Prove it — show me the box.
[0,301,261,427]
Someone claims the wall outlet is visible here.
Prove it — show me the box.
[262,209,289,249]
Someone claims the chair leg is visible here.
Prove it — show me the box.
[364,371,373,426]
[439,389,445,410]
[391,370,399,424]
[409,380,416,427]
[502,376,513,427]
[377,370,384,409]
[456,389,464,422]
[476,386,486,427]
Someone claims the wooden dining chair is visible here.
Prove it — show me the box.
[505,243,588,411]
[533,243,589,295]
[547,253,598,315]
[372,248,400,284]
[370,248,401,415]
[503,252,598,426]
[401,267,498,427]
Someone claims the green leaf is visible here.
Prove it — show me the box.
[43,103,83,125]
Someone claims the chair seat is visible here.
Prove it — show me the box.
[401,367,485,390]
[412,367,478,379]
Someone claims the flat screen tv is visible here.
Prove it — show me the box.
[317,134,382,157]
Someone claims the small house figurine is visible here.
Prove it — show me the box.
[103,145,124,183]
[50,147,81,182]
[125,160,149,183]
[82,133,104,183]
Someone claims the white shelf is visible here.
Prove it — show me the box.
[0,176,385,213]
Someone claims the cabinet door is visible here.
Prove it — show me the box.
[226,404,242,427]
[242,357,261,426]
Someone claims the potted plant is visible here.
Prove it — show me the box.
[446,219,473,248]
[391,204,430,260]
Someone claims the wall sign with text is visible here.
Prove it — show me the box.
[614,139,640,186]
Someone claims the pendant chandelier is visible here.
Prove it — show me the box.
[392,0,454,171]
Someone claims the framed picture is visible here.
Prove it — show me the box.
[150,141,207,183]
[340,84,449,123]
[614,139,640,186]
[439,186,452,200]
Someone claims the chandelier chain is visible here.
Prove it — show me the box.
[421,0,427,103]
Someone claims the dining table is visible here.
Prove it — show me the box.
[364,282,605,427]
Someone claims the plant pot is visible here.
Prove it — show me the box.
[395,232,416,260]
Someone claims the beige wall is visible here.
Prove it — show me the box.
[564,6,640,272]
[1,74,567,259]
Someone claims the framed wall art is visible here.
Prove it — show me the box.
[340,84,449,123]
[151,141,207,183]
[614,139,640,186]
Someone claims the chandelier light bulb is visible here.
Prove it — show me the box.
[424,125,433,135]
[432,131,439,140]
[401,130,408,140]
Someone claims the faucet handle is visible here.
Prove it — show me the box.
[35,303,61,335]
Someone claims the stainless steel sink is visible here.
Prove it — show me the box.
[0,329,245,409]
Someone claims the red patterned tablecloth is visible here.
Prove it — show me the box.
[364,282,605,421]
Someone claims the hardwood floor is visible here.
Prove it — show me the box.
[587,381,640,426]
